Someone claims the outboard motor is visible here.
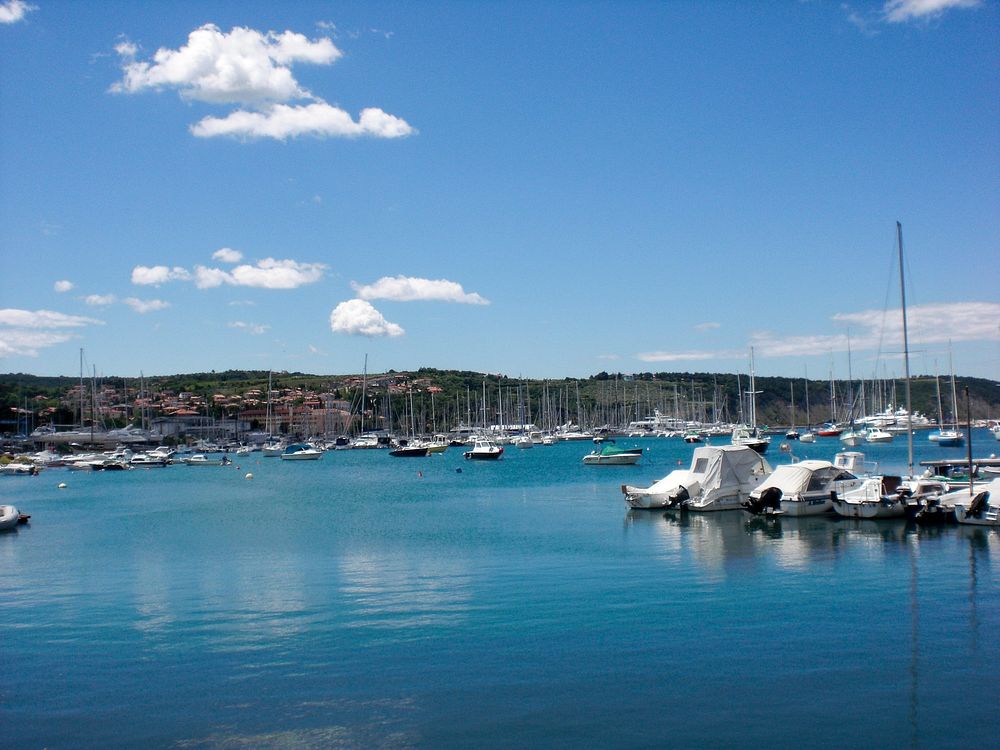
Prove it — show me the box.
[967,491,989,519]
[743,486,782,515]
[667,485,690,510]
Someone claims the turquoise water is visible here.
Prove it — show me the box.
[2,433,998,749]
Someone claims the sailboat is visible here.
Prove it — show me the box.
[834,223,942,519]
[731,347,770,454]
[799,374,816,443]
[928,347,964,447]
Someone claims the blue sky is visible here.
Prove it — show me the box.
[1,0,997,381]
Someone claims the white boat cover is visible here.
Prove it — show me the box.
[754,460,835,497]
[632,445,770,500]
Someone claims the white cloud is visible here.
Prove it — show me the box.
[54,280,74,293]
[0,308,102,329]
[111,24,341,104]
[747,301,1000,359]
[131,265,191,285]
[694,322,721,332]
[0,308,102,358]
[112,23,414,142]
[191,103,414,140]
[352,275,489,304]
[0,1,36,24]
[330,299,404,337]
[123,297,170,313]
[229,321,269,335]
[212,247,244,263]
[636,350,732,363]
[883,0,981,23]
[194,258,326,289]
[84,294,117,306]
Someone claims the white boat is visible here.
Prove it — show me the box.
[622,445,772,511]
[731,424,769,454]
[799,431,816,443]
[463,437,503,460]
[1,505,20,530]
[280,443,323,460]
[743,460,865,516]
[952,478,1000,526]
[864,427,894,444]
[833,475,948,519]
[582,444,642,465]
[182,454,232,466]
[130,453,169,467]
[839,428,866,447]
[262,440,286,457]
[513,435,534,449]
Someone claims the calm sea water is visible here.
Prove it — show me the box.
[3,432,998,749]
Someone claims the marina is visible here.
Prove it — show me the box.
[2,431,998,748]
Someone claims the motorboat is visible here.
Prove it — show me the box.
[582,443,642,466]
[832,476,948,519]
[513,435,534,449]
[743,460,865,517]
[464,438,503,460]
[389,444,430,457]
[622,445,772,511]
[730,424,770,454]
[130,453,169,467]
[182,454,233,466]
[1,504,26,531]
[799,431,816,443]
[280,443,323,460]
[864,427,894,444]
[952,478,1000,526]
[683,432,703,444]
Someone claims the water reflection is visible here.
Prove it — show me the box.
[339,552,472,633]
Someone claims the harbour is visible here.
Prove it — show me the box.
[3,433,998,749]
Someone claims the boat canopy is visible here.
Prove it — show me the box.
[757,460,856,496]
[642,445,771,498]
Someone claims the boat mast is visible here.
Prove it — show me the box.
[897,221,914,478]
[360,355,367,435]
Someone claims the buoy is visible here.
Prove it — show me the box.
[57,482,67,489]
[418,471,423,478]
[456,468,463,473]
[245,472,253,480]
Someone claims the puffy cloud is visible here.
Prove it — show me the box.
[112,23,414,142]
[352,275,488,304]
[54,280,74,293]
[330,299,404,337]
[229,321,269,335]
[883,0,981,23]
[191,103,414,140]
[123,297,170,313]
[212,247,244,263]
[194,258,326,289]
[111,24,341,104]
[0,1,36,24]
[131,265,191,285]
[84,294,117,306]
[0,308,102,358]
